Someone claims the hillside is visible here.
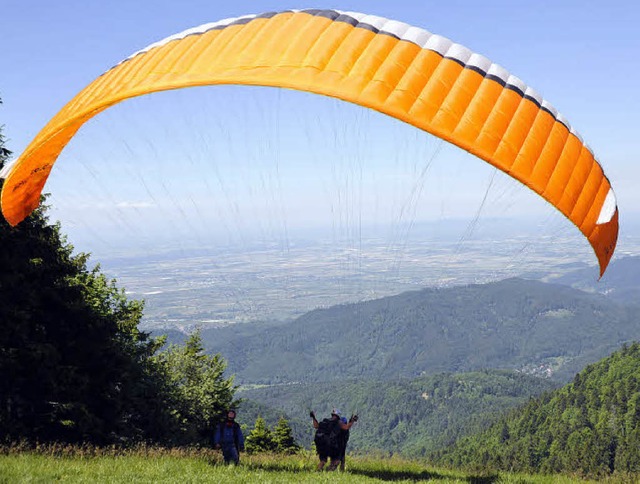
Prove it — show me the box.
[550,255,640,304]
[238,370,557,456]
[192,278,639,384]
[432,342,640,476]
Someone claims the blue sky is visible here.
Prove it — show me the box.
[2,0,639,262]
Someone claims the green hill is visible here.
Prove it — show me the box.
[433,342,640,476]
[237,370,558,456]
[193,278,639,384]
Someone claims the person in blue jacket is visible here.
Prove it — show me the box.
[213,409,245,465]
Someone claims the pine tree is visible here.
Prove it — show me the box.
[245,416,276,453]
[272,416,300,454]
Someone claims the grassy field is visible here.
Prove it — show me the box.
[0,445,633,483]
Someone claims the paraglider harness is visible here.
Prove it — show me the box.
[314,417,342,458]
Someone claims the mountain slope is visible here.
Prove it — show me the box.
[197,278,639,384]
[433,342,640,476]
[551,255,640,304]
[238,370,557,456]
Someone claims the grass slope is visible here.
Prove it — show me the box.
[0,447,611,483]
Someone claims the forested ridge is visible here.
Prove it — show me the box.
[432,342,640,476]
[553,255,640,304]
[195,277,640,384]
[238,370,558,456]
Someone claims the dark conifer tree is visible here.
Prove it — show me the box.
[0,108,167,444]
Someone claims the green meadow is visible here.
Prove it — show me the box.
[0,446,630,483]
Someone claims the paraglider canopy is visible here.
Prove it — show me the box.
[0,8,618,275]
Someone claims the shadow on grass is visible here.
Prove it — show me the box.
[211,458,500,483]
[466,476,500,484]
[349,468,499,483]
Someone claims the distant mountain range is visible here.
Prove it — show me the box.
[151,255,640,461]
[167,275,640,385]
[548,255,640,304]
[149,257,640,463]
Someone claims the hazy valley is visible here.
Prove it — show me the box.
[96,219,640,332]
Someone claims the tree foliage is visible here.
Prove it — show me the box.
[0,192,166,443]
[0,120,10,167]
[152,330,238,445]
[244,416,276,454]
[433,343,640,476]
[239,370,556,456]
[0,111,162,442]
[0,109,237,445]
[272,416,300,454]
[200,278,640,384]
[243,415,300,454]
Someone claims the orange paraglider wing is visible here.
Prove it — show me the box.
[0,9,618,275]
